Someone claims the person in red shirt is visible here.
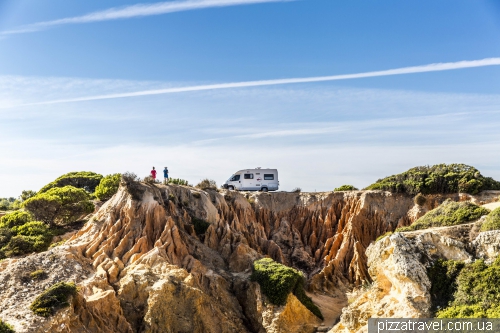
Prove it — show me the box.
[151,167,157,182]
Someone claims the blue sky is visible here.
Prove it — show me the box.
[1,0,500,196]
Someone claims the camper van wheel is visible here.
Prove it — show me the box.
[228,186,234,191]
[261,187,268,192]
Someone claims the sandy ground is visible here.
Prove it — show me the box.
[482,202,500,211]
[308,291,348,327]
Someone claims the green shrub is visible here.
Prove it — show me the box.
[20,190,37,202]
[0,320,15,333]
[12,221,51,238]
[2,235,39,256]
[396,199,489,232]
[39,171,103,194]
[94,173,121,201]
[0,219,53,257]
[23,186,94,226]
[30,269,48,281]
[375,231,393,242]
[192,217,210,235]
[366,164,500,195]
[168,178,189,186]
[30,282,77,317]
[0,211,32,229]
[0,228,12,248]
[0,199,10,211]
[414,193,427,206]
[428,259,465,314]
[480,207,500,231]
[292,278,324,320]
[1,233,52,257]
[437,258,500,318]
[196,179,217,190]
[334,185,358,191]
[251,258,323,319]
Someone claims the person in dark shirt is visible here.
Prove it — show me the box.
[163,167,169,184]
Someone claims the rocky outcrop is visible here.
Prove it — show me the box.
[331,229,479,333]
[1,183,497,332]
[331,220,500,333]
[473,230,500,262]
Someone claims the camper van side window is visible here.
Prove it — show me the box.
[231,175,240,181]
[244,174,254,179]
[264,174,274,180]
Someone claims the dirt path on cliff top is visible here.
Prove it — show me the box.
[307,292,347,327]
[483,202,500,211]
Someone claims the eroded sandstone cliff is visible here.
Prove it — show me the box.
[1,182,497,332]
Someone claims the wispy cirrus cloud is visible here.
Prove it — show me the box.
[1,0,292,35]
[2,57,500,108]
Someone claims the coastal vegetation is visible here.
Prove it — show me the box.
[251,258,323,319]
[396,199,489,232]
[366,164,500,195]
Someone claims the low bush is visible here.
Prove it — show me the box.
[168,178,189,186]
[480,207,500,231]
[0,211,32,229]
[291,188,301,193]
[192,217,210,235]
[143,176,156,184]
[196,179,217,190]
[0,228,12,248]
[39,171,103,194]
[94,173,121,201]
[0,320,15,333]
[23,186,94,226]
[121,172,139,183]
[437,257,500,318]
[121,173,145,201]
[375,231,393,242]
[30,269,48,281]
[334,185,358,191]
[366,164,500,195]
[414,193,427,206]
[428,259,465,314]
[251,258,323,319]
[30,282,77,317]
[1,234,52,257]
[396,199,489,232]
[0,214,54,258]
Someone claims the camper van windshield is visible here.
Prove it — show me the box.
[230,175,240,181]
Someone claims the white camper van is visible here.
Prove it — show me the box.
[223,168,279,192]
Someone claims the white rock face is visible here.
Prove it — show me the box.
[331,231,472,333]
[473,230,500,263]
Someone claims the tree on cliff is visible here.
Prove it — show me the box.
[23,186,94,227]
[39,171,103,194]
[365,163,500,195]
[94,173,121,201]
